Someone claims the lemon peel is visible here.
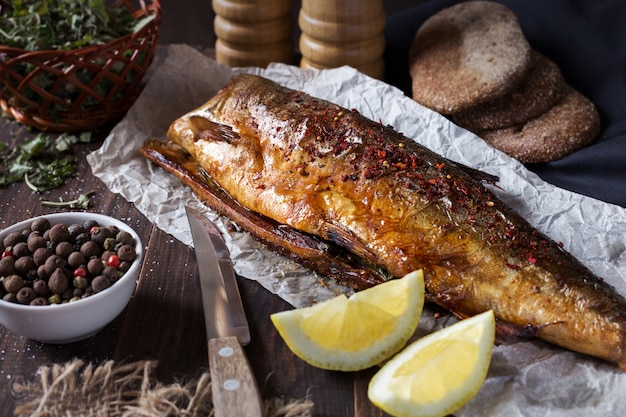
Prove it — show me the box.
[270,270,425,371]
[368,310,495,417]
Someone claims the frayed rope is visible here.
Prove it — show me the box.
[11,359,313,417]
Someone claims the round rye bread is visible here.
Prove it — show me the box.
[478,86,601,163]
[452,51,566,130]
[409,1,532,114]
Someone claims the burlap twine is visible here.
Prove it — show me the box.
[11,359,313,416]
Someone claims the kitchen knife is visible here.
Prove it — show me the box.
[185,206,263,417]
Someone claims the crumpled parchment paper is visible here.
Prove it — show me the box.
[87,44,626,416]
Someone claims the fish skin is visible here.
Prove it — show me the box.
[140,139,389,290]
[163,73,626,370]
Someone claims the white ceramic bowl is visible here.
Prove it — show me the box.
[0,212,143,343]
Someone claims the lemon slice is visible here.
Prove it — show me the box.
[270,270,425,371]
[368,310,495,417]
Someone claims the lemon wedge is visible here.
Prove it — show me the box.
[368,310,495,417]
[270,270,425,371]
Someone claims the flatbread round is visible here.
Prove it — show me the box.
[409,1,532,114]
[452,51,565,130]
[478,86,601,163]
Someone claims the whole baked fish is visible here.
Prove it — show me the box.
[146,73,626,370]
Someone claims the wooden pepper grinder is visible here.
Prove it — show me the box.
[298,0,386,79]
[213,0,294,67]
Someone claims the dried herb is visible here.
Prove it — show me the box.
[0,131,93,191]
[0,0,146,51]
[40,190,96,209]
[0,0,155,120]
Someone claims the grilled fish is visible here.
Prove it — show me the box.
[146,73,626,370]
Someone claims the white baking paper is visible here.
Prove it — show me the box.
[87,44,626,416]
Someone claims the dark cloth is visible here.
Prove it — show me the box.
[384,0,626,207]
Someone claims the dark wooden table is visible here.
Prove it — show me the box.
[0,106,387,417]
[1,1,435,414]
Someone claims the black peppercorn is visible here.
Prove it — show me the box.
[73,232,90,248]
[90,226,112,245]
[67,223,85,240]
[83,220,99,231]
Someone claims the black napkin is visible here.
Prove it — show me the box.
[384,0,626,207]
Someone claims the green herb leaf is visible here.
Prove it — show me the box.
[0,132,94,191]
[0,0,137,51]
[40,190,96,209]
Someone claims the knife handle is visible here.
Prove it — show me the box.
[209,336,263,417]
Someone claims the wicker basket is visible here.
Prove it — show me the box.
[0,0,161,132]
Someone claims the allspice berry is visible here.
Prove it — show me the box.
[15,256,36,275]
[33,279,49,296]
[17,287,36,304]
[67,251,86,268]
[3,231,26,248]
[55,241,73,258]
[3,274,24,293]
[48,268,69,295]
[27,234,46,252]
[30,218,51,233]
[2,216,139,306]
[87,257,104,275]
[33,247,53,266]
[12,242,30,258]
[91,275,111,293]
[0,256,16,276]
[48,223,70,244]
[80,240,100,259]
[117,244,136,262]
[44,254,66,275]
[116,231,134,246]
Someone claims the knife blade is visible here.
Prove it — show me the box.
[186,206,263,417]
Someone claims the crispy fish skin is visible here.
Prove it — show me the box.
[165,73,626,370]
[140,139,389,289]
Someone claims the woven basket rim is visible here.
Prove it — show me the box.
[0,0,162,131]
